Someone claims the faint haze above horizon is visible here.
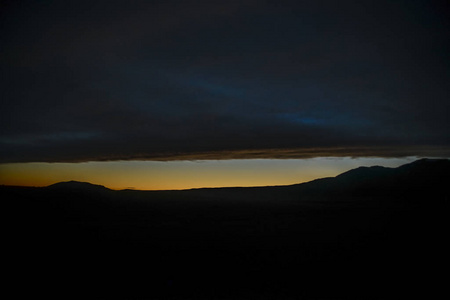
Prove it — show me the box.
[0,157,423,190]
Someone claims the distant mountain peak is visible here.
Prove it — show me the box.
[335,165,391,179]
[329,158,449,188]
[47,180,110,191]
[400,157,448,167]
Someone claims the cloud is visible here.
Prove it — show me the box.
[1,0,449,163]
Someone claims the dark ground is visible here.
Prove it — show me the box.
[3,159,449,299]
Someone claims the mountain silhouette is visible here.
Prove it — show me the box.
[47,180,110,191]
[3,158,449,300]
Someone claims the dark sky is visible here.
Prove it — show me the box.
[1,0,449,163]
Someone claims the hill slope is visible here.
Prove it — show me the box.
[2,158,449,299]
[47,180,110,191]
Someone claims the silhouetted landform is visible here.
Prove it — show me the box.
[47,180,111,191]
[3,159,449,299]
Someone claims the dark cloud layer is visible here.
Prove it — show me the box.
[1,0,449,162]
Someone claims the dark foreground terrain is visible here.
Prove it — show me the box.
[3,159,449,299]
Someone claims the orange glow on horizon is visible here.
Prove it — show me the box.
[0,157,417,190]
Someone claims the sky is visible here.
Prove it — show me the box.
[1,0,449,188]
[0,157,419,190]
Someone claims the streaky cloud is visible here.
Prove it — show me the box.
[1,145,449,163]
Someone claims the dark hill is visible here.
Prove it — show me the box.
[3,159,449,300]
[335,165,392,179]
[47,180,110,191]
